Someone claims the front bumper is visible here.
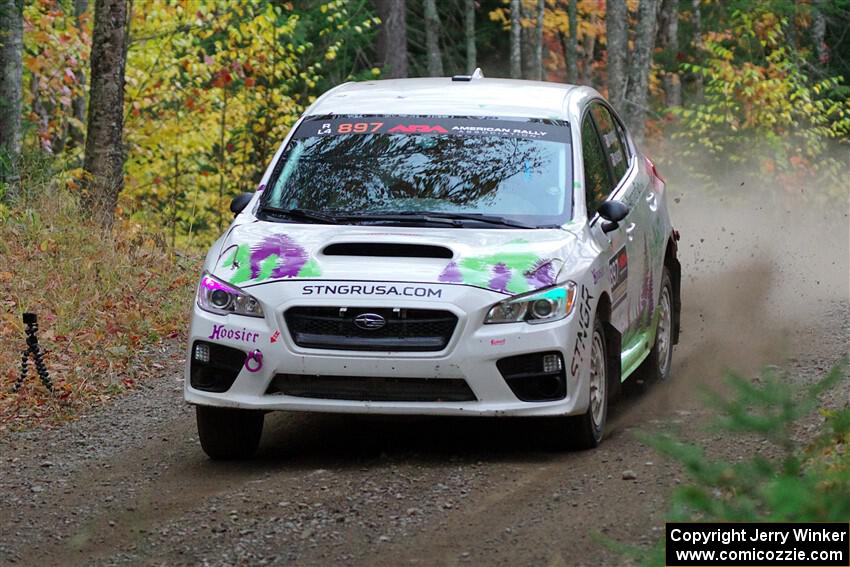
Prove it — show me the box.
[184,281,590,417]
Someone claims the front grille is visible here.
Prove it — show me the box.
[267,374,477,402]
[284,307,458,352]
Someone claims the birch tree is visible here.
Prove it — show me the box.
[423,0,443,76]
[82,0,129,228]
[0,0,23,193]
[374,0,408,78]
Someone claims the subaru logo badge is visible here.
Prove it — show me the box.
[353,313,386,331]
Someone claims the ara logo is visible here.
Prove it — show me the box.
[387,124,449,134]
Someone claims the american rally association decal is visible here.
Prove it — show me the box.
[299,116,571,144]
[609,246,628,309]
[570,285,594,377]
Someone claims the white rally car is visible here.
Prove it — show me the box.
[185,73,681,459]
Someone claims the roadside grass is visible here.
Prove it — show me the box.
[0,184,199,431]
[618,363,850,566]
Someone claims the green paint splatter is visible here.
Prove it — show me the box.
[297,258,321,277]
[257,254,279,281]
[223,245,252,285]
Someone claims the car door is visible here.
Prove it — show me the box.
[584,103,647,339]
[580,107,634,338]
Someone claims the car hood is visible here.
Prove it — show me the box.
[211,220,581,296]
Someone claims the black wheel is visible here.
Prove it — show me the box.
[640,267,674,383]
[196,405,264,460]
[567,317,609,450]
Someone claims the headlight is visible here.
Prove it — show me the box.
[197,272,264,318]
[484,282,576,325]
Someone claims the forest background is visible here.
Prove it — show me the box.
[0,0,847,426]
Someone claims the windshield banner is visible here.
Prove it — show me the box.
[294,116,571,144]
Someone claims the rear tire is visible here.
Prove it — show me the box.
[196,406,264,460]
[641,267,674,383]
[566,317,608,450]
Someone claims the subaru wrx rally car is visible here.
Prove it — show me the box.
[186,73,681,459]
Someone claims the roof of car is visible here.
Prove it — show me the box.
[305,77,581,120]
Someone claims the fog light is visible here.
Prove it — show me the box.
[542,354,562,373]
[194,343,210,363]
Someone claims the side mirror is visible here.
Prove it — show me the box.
[597,200,629,233]
[230,192,254,216]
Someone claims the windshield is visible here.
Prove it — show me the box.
[261,115,573,227]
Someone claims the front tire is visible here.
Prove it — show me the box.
[642,267,674,383]
[196,406,264,460]
[567,317,609,450]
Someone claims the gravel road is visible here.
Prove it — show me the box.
[1,196,847,566]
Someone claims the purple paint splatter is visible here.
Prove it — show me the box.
[525,260,555,289]
[488,263,512,293]
[438,261,463,283]
[250,234,309,279]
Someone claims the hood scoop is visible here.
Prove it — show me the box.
[322,242,453,259]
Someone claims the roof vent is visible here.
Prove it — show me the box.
[451,68,485,82]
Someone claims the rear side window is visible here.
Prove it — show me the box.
[590,104,628,183]
[580,113,612,217]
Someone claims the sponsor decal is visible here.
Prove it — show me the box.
[209,324,259,344]
[302,284,442,298]
[570,285,594,378]
[591,266,604,285]
[244,349,263,373]
[270,330,280,344]
[609,246,628,309]
[490,338,506,346]
[388,124,449,134]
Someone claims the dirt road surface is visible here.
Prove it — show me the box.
[1,196,848,566]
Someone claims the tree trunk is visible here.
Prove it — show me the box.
[692,0,703,101]
[812,0,828,66]
[521,1,534,78]
[625,0,660,142]
[70,0,89,149]
[82,0,129,228]
[566,0,578,83]
[0,0,23,193]
[582,13,597,86]
[533,0,544,80]
[464,0,476,74]
[423,0,443,76]
[510,0,522,79]
[657,0,681,107]
[374,0,408,79]
[606,0,628,111]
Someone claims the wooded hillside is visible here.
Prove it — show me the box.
[0,0,848,245]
